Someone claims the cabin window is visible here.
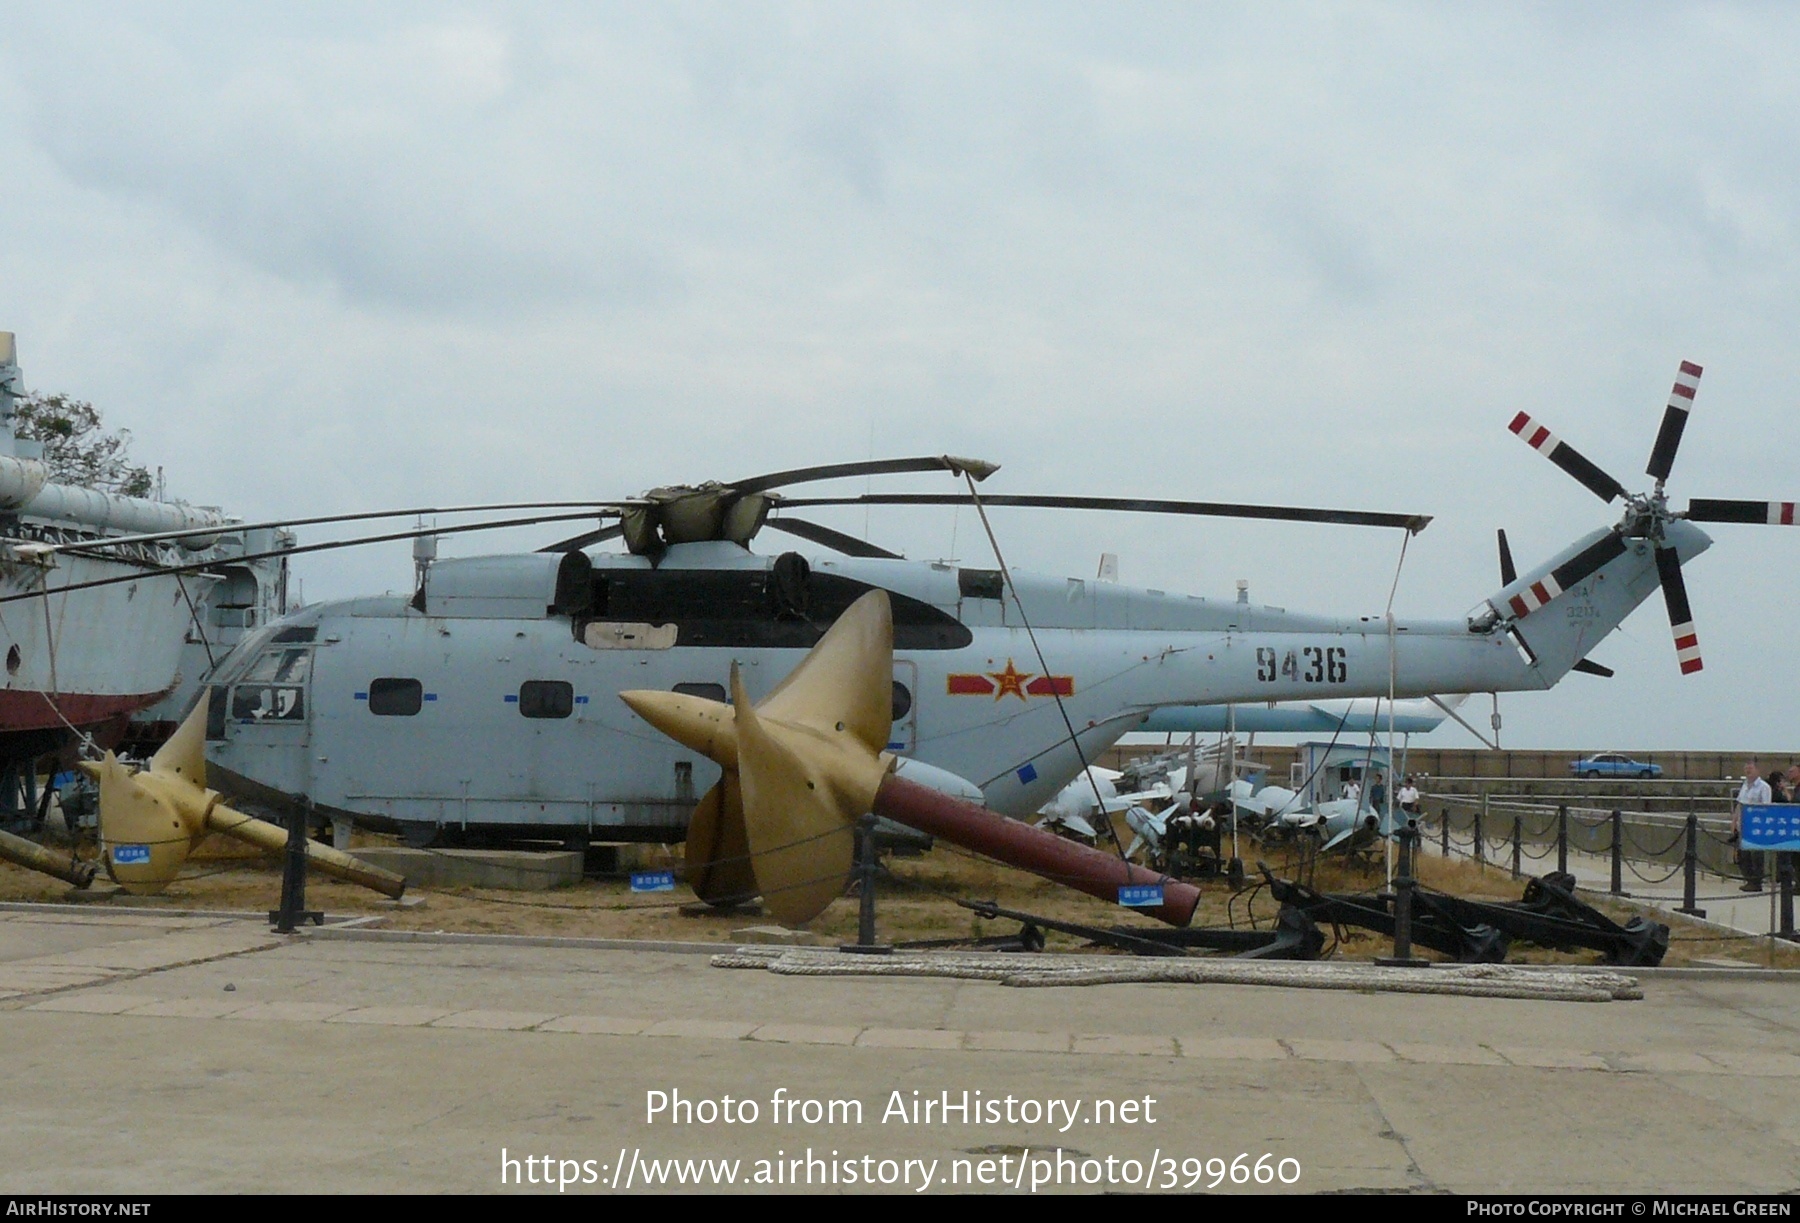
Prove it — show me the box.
[891,680,913,721]
[519,679,574,719]
[672,682,727,703]
[368,677,424,716]
[958,569,1005,600]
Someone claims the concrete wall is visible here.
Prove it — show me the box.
[1101,744,1796,783]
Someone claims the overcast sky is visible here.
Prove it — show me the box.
[2,3,1797,751]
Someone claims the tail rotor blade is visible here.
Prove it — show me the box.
[1507,413,1626,503]
[1655,546,1704,675]
[1646,361,1702,484]
[1571,658,1615,678]
[1686,498,1797,526]
[1505,530,1626,619]
[1497,528,1517,585]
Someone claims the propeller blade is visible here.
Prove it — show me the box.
[1571,658,1615,678]
[620,592,894,924]
[540,522,624,553]
[1497,528,1517,586]
[728,455,999,496]
[684,775,759,907]
[1686,498,1797,526]
[1507,413,1627,503]
[778,493,1431,533]
[763,516,903,559]
[1505,530,1627,619]
[1655,546,1703,675]
[1646,360,1702,484]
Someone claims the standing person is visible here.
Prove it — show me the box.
[1736,761,1772,893]
[1399,776,1422,816]
[1369,772,1387,814]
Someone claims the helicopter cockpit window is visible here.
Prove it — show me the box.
[229,646,311,723]
[519,680,574,719]
[672,681,727,703]
[368,678,424,717]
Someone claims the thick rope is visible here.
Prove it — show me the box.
[713,947,1641,1002]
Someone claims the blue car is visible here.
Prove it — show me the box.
[1570,753,1662,780]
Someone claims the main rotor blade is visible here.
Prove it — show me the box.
[0,511,607,607]
[777,493,1431,533]
[1686,498,1797,526]
[1497,528,1517,586]
[540,522,624,553]
[728,455,999,496]
[23,501,628,556]
[764,516,903,559]
[1507,413,1627,503]
[1654,546,1703,675]
[1505,530,1626,618]
[1646,360,1702,484]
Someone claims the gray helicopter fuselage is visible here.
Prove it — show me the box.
[199,523,1708,839]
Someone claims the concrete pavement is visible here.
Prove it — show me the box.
[1,906,1797,1194]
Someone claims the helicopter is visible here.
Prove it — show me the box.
[27,361,1795,903]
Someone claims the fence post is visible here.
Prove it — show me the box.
[1610,808,1624,896]
[841,815,892,955]
[1475,793,1486,865]
[1780,854,1797,943]
[1511,813,1523,880]
[1440,805,1450,858]
[1676,810,1706,918]
[1378,824,1428,967]
[1557,804,1568,875]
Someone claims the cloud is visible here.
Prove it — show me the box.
[2,2,1800,746]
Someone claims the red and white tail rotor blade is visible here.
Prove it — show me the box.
[1645,360,1702,484]
[1504,530,1627,619]
[1507,413,1627,503]
[1654,546,1703,676]
[1686,498,1797,526]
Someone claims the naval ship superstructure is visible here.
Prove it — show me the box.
[0,332,291,783]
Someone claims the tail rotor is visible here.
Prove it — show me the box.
[1504,359,1794,676]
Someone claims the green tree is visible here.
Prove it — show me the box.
[11,392,154,498]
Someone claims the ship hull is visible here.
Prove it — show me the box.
[0,550,193,765]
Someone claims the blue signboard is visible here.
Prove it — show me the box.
[1118,883,1165,908]
[630,870,676,893]
[1740,805,1800,852]
[111,844,151,865]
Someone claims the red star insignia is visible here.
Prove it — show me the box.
[988,659,1034,701]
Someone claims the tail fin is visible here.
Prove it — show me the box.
[1480,521,1711,682]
